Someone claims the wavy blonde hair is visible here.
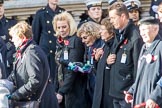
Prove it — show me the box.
[77,21,101,39]
[9,21,32,39]
[53,11,77,37]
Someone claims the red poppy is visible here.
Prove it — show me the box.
[123,39,128,45]
[64,40,70,46]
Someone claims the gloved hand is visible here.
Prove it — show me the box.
[6,92,21,101]
[68,62,85,73]
[82,64,92,73]
[68,62,78,72]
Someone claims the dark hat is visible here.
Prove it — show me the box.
[85,0,102,9]
[138,17,159,25]
[0,0,4,4]
[124,0,141,11]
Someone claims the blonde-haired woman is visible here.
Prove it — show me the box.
[53,12,90,108]
[77,21,104,106]
[7,21,59,108]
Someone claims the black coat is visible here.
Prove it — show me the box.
[109,21,143,99]
[92,38,114,108]
[56,35,90,108]
[32,4,65,83]
[128,36,162,107]
[8,40,59,108]
[84,38,104,104]
[0,37,7,78]
[149,0,162,17]
[159,23,162,38]
[0,16,17,76]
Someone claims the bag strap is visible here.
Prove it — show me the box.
[37,70,50,102]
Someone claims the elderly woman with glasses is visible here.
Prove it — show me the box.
[53,12,91,108]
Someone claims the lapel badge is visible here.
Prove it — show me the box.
[145,54,158,64]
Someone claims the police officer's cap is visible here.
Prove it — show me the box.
[0,0,4,4]
[138,16,159,26]
[85,0,102,9]
[124,0,141,11]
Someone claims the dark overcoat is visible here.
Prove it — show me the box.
[56,35,91,108]
[32,4,65,83]
[0,37,7,78]
[128,36,162,107]
[159,23,162,38]
[0,16,17,76]
[84,38,104,104]
[109,21,143,99]
[92,38,114,108]
[8,40,59,108]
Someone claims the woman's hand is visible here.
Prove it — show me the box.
[56,93,63,103]
[107,54,116,65]
[95,48,104,61]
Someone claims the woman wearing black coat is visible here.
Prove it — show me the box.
[7,21,59,108]
[53,12,90,108]
[77,21,104,106]
[92,18,114,108]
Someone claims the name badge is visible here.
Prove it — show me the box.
[90,56,94,65]
[121,53,127,64]
[64,50,68,60]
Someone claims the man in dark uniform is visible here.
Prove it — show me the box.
[107,2,143,108]
[155,2,162,38]
[124,0,142,26]
[0,37,7,79]
[78,0,103,28]
[0,0,17,76]
[32,0,65,84]
[125,17,162,108]
[149,0,162,18]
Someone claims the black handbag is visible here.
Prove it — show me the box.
[10,71,50,108]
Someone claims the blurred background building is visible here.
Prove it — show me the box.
[4,0,151,24]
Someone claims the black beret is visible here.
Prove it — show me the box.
[139,17,159,25]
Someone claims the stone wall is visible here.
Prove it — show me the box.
[3,0,151,23]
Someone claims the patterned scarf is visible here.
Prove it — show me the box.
[15,38,32,61]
